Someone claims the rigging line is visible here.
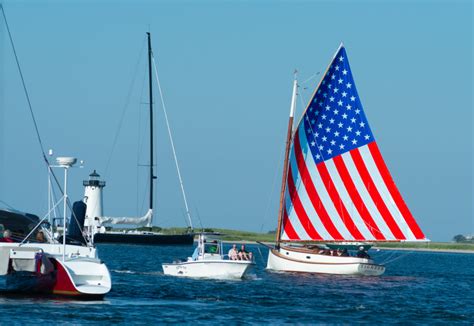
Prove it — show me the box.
[151,55,193,230]
[2,6,67,209]
[104,36,147,179]
[300,71,321,85]
[259,141,285,233]
[1,5,46,160]
[1,5,87,244]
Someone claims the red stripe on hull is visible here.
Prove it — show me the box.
[350,148,405,240]
[282,207,300,240]
[333,155,386,240]
[294,132,343,240]
[368,142,425,239]
[287,166,323,240]
[51,259,80,295]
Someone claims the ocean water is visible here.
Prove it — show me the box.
[0,244,473,325]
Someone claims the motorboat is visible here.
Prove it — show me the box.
[162,234,254,279]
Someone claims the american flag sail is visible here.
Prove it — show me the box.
[281,45,426,242]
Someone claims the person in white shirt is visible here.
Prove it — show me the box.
[228,244,238,260]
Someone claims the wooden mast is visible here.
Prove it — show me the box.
[275,72,298,248]
[147,32,155,227]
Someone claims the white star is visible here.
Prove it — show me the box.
[316,154,321,159]
[325,127,331,133]
[342,92,347,97]
[339,144,345,150]
[359,122,365,127]
[364,134,370,140]
[309,107,314,112]
[318,123,323,129]
[330,140,336,146]
[338,100,343,106]
[351,118,356,123]
[334,131,340,137]
[339,56,344,62]
[335,65,340,71]
[311,119,315,124]
[338,78,343,84]
[329,118,335,124]
[347,126,353,132]
[334,87,339,93]
[352,139,357,144]
[314,132,319,138]
[346,82,352,88]
[330,96,335,102]
[311,141,316,147]
[325,105,331,111]
[327,149,333,154]
[323,93,327,98]
[322,80,326,85]
[331,74,336,80]
[315,110,319,115]
[350,96,356,102]
[306,116,309,121]
[342,69,348,75]
[343,135,349,141]
[342,113,348,119]
[355,109,361,114]
[318,145,324,151]
[346,104,352,110]
[322,114,327,120]
[355,130,361,136]
[333,109,339,115]
[338,122,343,128]
[307,128,311,134]
[322,136,327,142]
[328,84,332,89]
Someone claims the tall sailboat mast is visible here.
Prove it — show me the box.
[147,32,155,227]
[275,72,298,247]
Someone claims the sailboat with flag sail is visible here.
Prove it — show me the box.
[266,44,427,276]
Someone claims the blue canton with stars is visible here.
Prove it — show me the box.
[301,46,375,164]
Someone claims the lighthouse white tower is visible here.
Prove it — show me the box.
[83,170,106,237]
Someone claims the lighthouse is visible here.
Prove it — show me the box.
[83,170,106,236]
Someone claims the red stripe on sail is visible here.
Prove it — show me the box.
[293,133,343,240]
[368,142,425,239]
[350,148,405,240]
[316,162,366,240]
[287,165,323,240]
[282,207,300,240]
[333,155,386,240]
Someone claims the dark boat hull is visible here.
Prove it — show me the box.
[94,233,194,245]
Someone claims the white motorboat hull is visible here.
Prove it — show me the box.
[0,243,111,298]
[162,260,254,279]
[267,247,385,276]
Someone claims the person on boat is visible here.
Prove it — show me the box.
[228,244,238,260]
[356,246,370,259]
[238,244,252,261]
[207,240,219,254]
[0,230,14,243]
[35,230,46,243]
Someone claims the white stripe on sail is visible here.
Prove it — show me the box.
[284,188,311,240]
[324,159,376,240]
[298,127,354,240]
[358,145,417,240]
[289,150,334,240]
[281,229,290,241]
[341,151,396,240]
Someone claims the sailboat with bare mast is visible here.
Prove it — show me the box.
[266,44,428,275]
[87,32,194,245]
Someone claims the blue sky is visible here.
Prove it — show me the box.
[0,0,472,241]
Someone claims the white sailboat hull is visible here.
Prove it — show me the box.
[267,247,385,276]
[162,260,254,279]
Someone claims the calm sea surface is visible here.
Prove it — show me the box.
[0,244,472,325]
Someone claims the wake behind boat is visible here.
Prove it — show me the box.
[162,234,255,279]
[266,45,428,276]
